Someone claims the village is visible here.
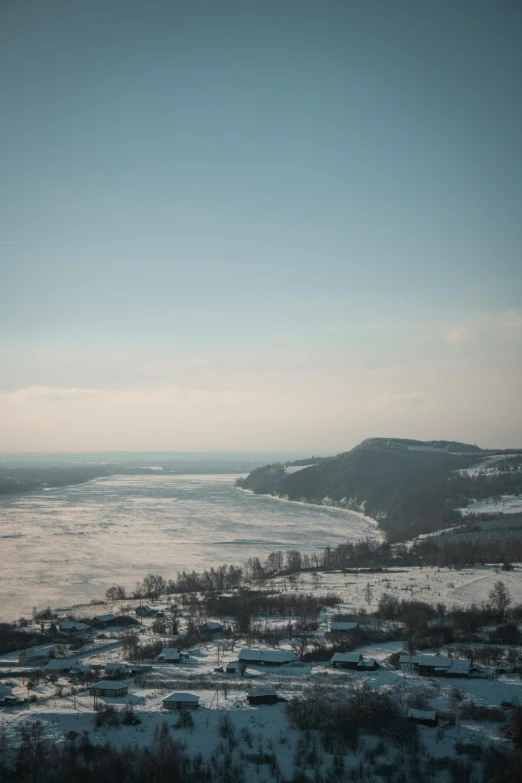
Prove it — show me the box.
[1,563,522,781]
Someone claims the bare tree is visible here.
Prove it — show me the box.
[488,580,512,619]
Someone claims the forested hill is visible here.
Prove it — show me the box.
[237,438,522,541]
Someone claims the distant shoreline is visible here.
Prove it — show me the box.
[236,483,384,540]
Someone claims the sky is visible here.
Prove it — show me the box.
[1,0,521,453]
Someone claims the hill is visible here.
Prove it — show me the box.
[237,438,522,540]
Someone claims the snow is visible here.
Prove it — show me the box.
[284,465,313,474]
[459,494,522,516]
[457,454,519,477]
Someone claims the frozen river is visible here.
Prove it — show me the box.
[0,474,380,620]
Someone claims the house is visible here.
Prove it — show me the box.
[45,658,77,673]
[136,605,157,618]
[407,708,437,727]
[162,692,200,710]
[89,680,128,697]
[247,687,278,705]
[201,621,223,635]
[331,652,362,670]
[357,657,378,671]
[106,662,131,676]
[330,622,358,633]
[18,645,56,665]
[155,647,182,663]
[416,655,471,678]
[59,621,91,633]
[238,648,299,667]
[94,613,115,626]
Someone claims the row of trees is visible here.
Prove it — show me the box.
[104,533,520,605]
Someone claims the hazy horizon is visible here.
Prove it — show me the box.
[2,1,521,451]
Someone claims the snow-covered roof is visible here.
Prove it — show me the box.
[417,655,470,674]
[418,655,452,668]
[106,662,129,671]
[0,682,12,697]
[358,658,376,667]
[89,680,127,690]
[23,645,55,658]
[162,692,199,703]
[72,664,90,673]
[239,648,298,663]
[248,687,277,697]
[330,622,358,631]
[399,654,419,665]
[202,621,223,630]
[45,658,77,670]
[94,613,115,623]
[331,652,361,663]
[445,659,471,675]
[60,622,90,632]
[157,648,182,660]
[408,708,436,721]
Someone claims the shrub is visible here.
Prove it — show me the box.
[174,709,194,730]
[121,704,141,726]
[460,703,507,722]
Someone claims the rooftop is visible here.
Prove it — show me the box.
[162,692,199,702]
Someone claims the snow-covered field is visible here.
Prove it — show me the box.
[458,494,522,516]
[272,564,522,612]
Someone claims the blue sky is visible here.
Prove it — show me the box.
[1,1,521,451]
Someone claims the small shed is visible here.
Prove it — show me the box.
[357,658,378,671]
[247,687,278,705]
[89,680,129,697]
[162,692,200,710]
[331,652,362,670]
[226,661,246,676]
[407,708,437,727]
[155,647,182,663]
[330,622,358,633]
[45,658,77,673]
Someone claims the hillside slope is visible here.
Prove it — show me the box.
[237,438,522,540]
